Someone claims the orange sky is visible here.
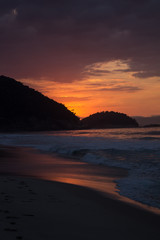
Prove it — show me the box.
[21,60,160,118]
[1,1,160,119]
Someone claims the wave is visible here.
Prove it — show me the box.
[0,132,160,208]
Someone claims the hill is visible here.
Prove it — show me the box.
[133,116,160,126]
[0,76,79,131]
[81,111,139,129]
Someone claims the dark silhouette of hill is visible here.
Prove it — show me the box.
[143,124,160,128]
[133,116,160,126]
[0,76,79,131]
[81,111,139,129]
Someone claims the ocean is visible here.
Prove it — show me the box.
[0,127,160,209]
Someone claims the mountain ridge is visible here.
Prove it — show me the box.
[133,116,160,126]
[0,75,139,131]
[0,75,79,131]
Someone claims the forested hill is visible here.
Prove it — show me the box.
[0,75,79,131]
[81,111,139,129]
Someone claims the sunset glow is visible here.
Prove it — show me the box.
[1,1,160,118]
[0,2,160,235]
[21,60,160,118]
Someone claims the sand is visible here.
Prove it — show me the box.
[0,146,160,240]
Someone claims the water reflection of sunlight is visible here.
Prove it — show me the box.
[47,174,118,197]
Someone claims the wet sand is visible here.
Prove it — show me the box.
[0,146,160,239]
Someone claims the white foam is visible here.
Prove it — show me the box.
[0,131,160,208]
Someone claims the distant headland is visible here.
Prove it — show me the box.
[81,111,138,129]
[0,75,139,131]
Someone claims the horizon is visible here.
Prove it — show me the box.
[1,74,160,119]
[1,1,160,118]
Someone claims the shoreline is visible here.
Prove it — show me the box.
[1,145,160,214]
[0,146,160,239]
[1,145,160,215]
[0,175,160,240]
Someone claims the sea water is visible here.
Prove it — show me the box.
[0,127,160,208]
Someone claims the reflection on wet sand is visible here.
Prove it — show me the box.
[1,146,160,215]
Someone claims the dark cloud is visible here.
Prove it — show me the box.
[95,86,142,92]
[54,96,92,102]
[84,69,111,77]
[0,0,160,81]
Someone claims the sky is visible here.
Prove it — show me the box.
[0,0,160,118]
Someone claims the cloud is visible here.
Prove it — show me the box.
[97,86,142,92]
[0,0,160,81]
[83,60,131,78]
[84,69,111,77]
[54,96,92,102]
[92,85,143,93]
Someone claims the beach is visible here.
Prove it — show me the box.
[1,0,160,238]
[0,146,160,240]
